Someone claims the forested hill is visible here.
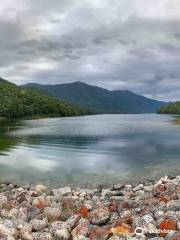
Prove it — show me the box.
[157,101,180,114]
[23,81,166,114]
[0,78,92,118]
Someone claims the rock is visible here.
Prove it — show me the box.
[19,223,32,240]
[167,200,180,210]
[104,190,124,198]
[32,232,52,240]
[101,189,111,198]
[72,235,89,240]
[141,214,155,225]
[159,219,177,237]
[0,223,13,238]
[165,211,177,220]
[0,194,7,208]
[108,235,126,240]
[133,184,144,191]
[89,207,110,225]
[45,196,59,208]
[144,185,154,192]
[79,189,98,196]
[177,221,180,230]
[35,185,47,193]
[112,184,124,190]
[89,226,109,240]
[66,215,81,231]
[60,197,82,221]
[30,218,48,231]
[16,189,28,203]
[135,190,145,199]
[17,207,29,222]
[148,238,164,240]
[83,201,93,211]
[168,232,180,240]
[154,211,164,223]
[54,228,70,240]
[77,206,89,218]
[110,223,134,237]
[110,196,124,201]
[27,207,42,221]
[32,196,46,209]
[0,176,180,240]
[52,187,72,197]
[145,223,158,236]
[71,223,89,239]
[44,207,61,222]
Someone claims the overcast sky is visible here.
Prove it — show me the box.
[0,0,180,100]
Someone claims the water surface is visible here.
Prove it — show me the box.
[0,114,180,187]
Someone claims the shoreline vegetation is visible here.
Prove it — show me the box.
[0,175,180,239]
[157,101,180,115]
[0,78,93,120]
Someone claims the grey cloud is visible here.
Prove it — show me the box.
[0,0,180,101]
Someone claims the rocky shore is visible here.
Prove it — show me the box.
[0,176,180,239]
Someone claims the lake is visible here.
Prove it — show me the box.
[0,114,180,188]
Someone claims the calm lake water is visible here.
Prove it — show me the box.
[0,114,180,187]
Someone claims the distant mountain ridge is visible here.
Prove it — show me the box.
[22,81,166,113]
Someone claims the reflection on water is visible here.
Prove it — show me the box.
[0,119,21,154]
[173,116,180,125]
[0,114,180,187]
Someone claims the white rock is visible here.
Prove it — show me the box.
[44,207,61,221]
[72,235,89,240]
[167,200,180,210]
[54,228,70,240]
[30,218,48,231]
[32,232,52,240]
[19,223,32,240]
[141,214,155,225]
[0,223,12,237]
[144,185,154,192]
[133,184,144,191]
[35,184,47,193]
[0,194,7,208]
[52,187,72,197]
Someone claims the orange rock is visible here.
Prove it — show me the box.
[33,197,46,209]
[35,201,45,209]
[159,219,177,237]
[77,206,89,218]
[110,223,134,237]
[159,196,169,203]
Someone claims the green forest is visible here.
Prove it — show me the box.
[157,101,180,114]
[0,78,92,119]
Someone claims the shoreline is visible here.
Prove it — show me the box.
[0,176,179,239]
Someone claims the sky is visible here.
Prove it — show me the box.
[0,0,180,101]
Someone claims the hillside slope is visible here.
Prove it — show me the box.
[157,101,180,114]
[23,81,166,113]
[0,78,92,118]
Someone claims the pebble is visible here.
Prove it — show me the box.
[89,207,110,225]
[0,176,179,239]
